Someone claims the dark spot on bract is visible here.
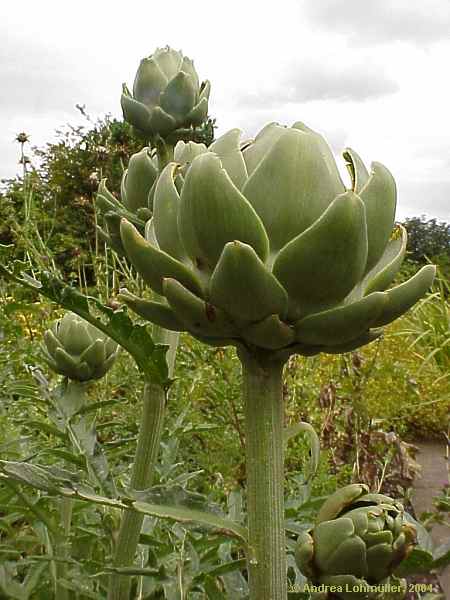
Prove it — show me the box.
[205,303,216,322]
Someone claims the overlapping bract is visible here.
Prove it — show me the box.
[42,313,119,382]
[294,484,415,599]
[96,147,157,255]
[121,47,211,139]
[118,122,435,357]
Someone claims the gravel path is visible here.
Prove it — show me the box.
[411,440,449,597]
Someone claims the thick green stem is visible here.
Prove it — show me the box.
[62,380,89,418]
[240,349,287,600]
[154,138,174,171]
[107,382,166,600]
[108,318,178,600]
[55,496,73,600]
[55,379,87,600]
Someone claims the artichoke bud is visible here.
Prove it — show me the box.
[118,122,436,356]
[42,312,119,382]
[121,46,211,140]
[95,148,157,256]
[295,485,416,599]
[121,147,158,212]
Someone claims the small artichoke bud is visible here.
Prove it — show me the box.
[295,485,416,599]
[121,46,211,140]
[95,147,158,256]
[95,141,208,258]
[121,147,158,212]
[42,313,119,382]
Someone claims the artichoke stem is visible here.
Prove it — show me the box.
[55,380,85,600]
[108,299,179,600]
[154,136,174,171]
[108,382,166,600]
[240,348,287,600]
[55,496,73,600]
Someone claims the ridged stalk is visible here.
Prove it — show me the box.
[240,349,287,600]
[107,325,178,600]
[56,380,87,600]
[55,496,73,600]
[107,381,166,600]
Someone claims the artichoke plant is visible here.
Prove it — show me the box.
[114,121,435,600]
[114,121,436,600]
[118,122,435,357]
[295,484,416,599]
[42,312,119,382]
[121,46,211,141]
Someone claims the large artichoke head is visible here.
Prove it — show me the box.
[42,313,119,382]
[295,484,415,599]
[119,122,435,358]
[96,147,157,255]
[121,46,211,140]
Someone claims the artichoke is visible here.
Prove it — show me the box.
[121,46,211,140]
[96,146,157,255]
[117,122,435,357]
[295,484,415,599]
[42,313,119,382]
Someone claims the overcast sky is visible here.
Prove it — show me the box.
[1,0,449,221]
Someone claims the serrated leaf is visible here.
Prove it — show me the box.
[284,422,320,482]
[394,547,434,576]
[203,558,247,578]
[41,449,84,467]
[0,461,61,493]
[433,538,450,568]
[54,578,103,599]
[103,566,160,576]
[24,421,67,440]
[74,398,119,416]
[131,500,247,543]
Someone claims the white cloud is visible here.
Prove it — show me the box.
[234,58,398,107]
[301,0,450,45]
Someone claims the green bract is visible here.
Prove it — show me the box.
[96,147,157,255]
[42,312,119,382]
[118,122,435,357]
[96,139,217,257]
[295,484,415,599]
[121,46,211,139]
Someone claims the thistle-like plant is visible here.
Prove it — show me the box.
[116,122,435,599]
